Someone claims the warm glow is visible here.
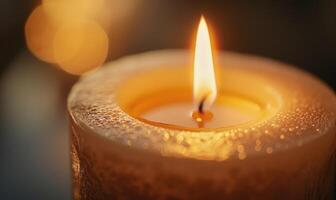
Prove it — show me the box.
[53,20,109,75]
[25,2,109,75]
[25,6,58,63]
[42,0,105,21]
[193,16,217,111]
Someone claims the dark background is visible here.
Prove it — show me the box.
[0,0,335,199]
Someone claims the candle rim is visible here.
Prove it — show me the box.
[68,49,336,161]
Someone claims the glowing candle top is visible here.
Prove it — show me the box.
[68,17,336,200]
[68,17,336,161]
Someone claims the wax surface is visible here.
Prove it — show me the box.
[139,95,262,129]
[142,102,254,128]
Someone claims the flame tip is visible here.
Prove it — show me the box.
[199,15,206,23]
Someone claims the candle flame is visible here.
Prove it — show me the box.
[193,16,217,111]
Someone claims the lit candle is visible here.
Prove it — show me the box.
[135,17,264,129]
[68,17,336,200]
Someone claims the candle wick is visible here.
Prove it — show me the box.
[193,95,213,128]
[198,97,206,114]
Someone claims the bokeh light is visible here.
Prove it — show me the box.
[53,20,108,75]
[25,0,111,75]
[25,6,58,63]
[24,0,141,75]
[42,0,105,22]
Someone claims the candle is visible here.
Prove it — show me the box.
[133,17,265,129]
[68,17,336,200]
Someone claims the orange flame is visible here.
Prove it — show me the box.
[193,16,217,111]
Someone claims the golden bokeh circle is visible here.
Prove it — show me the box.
[25,6,58,63]
[42,0,105,21]
[53,20,109,75]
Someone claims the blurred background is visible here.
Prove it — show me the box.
[0,0,335,199]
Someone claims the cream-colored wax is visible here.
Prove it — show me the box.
[68,50,336,200]
[138,95,262,129]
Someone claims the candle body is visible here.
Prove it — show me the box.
[68,50,336,200]
[70,121,335,200]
